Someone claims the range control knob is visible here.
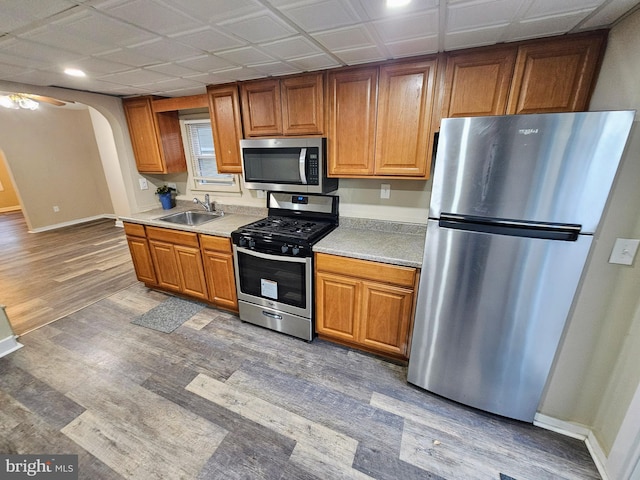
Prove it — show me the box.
[292,246,300,256]
[281,244,289,254]
[239,237,247,247]
[248,238,256,249]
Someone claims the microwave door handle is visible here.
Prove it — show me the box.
[298,148,307,184]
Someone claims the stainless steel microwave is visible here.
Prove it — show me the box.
[240,137,338,194]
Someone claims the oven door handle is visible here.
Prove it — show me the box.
[235,246,308,263]
[299,148,307,184]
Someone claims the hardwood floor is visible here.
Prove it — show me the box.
[0,212,137,335]
[0,282,601,479]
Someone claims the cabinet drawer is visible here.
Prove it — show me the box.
[316,253,416,288]
[123,222,146,237]
[200,234,232,252]
[146,226,199,247]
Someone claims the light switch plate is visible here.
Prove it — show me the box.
[138,178,148,190]
[609,238,640,265]
[381,183,390,199]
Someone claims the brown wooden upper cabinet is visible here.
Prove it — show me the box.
[240,73,325,137]
[123,96,187,174]
[507,32,606,114]
[439,31,606,125]
[328,58,438,179]
[440,45,517,120]
[206,84,244,174]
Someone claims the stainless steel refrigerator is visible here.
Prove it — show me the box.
[407,111,635,422]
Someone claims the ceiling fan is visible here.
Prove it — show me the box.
[0,92,74,110]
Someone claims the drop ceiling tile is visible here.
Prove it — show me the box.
[144,76,204,92]
[98,68,173,86]
[333,45,386,64]
[56,9,157,48]
[373,10,439,42]
[2,69,69,86]
[171,27,245,53]
[166,0,263,23]
[184,71,239,85]
[506,10,593,41]
[102,0,205,35]
[219,12,297,43]
[280,0,361,33]
[386,35,439,57]
[216,47,276,65]
[211,67,264,82]
[260,36,323,60]
[176,55,237,73]
[145,62,203,77]
[444,24,509,50]
[579,0,640,28]
[65,56,132,75]
[16,25,110,56]
[522,0,602,19]
[447,0,526,32]
[0,0,76,33]
[249,61,302,76]
[0,38,84,67]
[312,24,376,51]
[154,85,208,97]
[287,53,341,71]
[94,48,162,68]
[128,38,202,63]
[357,0,439,20]
[0,62,32,78]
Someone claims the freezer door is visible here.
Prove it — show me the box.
[407,220,592,422]
[430,111,634,233]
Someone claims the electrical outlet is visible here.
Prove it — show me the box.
[138,178,149,190]
[609,238,640,266]
[380,183,391,199]
[53,206,60,212]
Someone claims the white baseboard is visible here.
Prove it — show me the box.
[534,413,609,480]
[29,214,117,233]
[0,335,23,358]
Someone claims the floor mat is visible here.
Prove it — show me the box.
[131,296,206,333]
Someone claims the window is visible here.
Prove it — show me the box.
[181,119,240,193]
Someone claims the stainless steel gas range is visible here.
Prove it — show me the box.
[231,192,339,341]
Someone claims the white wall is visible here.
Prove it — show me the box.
[539,7,640,458]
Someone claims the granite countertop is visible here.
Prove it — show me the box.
[120,201,427,268]
[313,217,426,268]
[118,201,266,238]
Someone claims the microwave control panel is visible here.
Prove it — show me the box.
[307,148,319,184]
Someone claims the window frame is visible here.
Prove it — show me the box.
[180,117,240,194]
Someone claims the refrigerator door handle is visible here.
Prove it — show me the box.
[439,213,581,241]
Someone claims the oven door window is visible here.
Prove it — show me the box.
[242,148,304,185]
[237,250,307,309]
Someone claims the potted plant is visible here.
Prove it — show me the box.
[156,185,176,210]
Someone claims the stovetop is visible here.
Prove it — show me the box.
[232,192,339,257]
[239,215,335,241]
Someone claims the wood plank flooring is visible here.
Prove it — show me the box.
[0,282,601,480]
[0,212,137,335]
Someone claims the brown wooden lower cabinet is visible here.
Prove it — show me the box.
[123,222,239,312]
[147,226,209,301]
[315,253,418,360]
[200,234,238,312]
[123,222,157,285]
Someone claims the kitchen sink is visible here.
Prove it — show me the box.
[156,210,225,226]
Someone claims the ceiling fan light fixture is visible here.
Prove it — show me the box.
[64,68,86,77]
[387,0,411,8]
[0,95,19,109]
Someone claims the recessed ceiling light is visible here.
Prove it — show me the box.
[387,0,411,7]
[64,68,86,77]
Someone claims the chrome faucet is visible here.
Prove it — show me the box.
[193,194,214,212]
